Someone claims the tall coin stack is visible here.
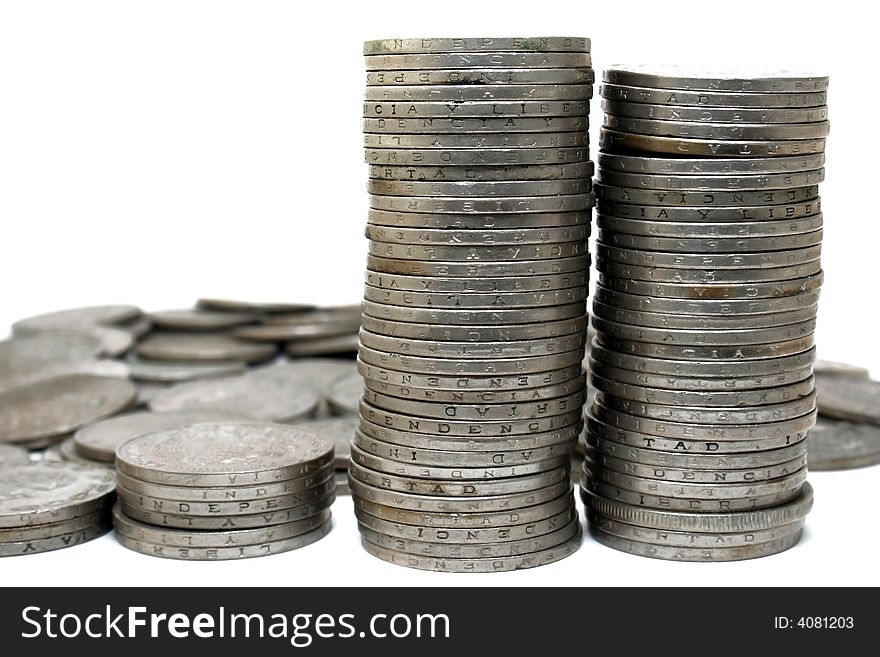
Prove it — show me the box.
[583,66,827,561]
[355,37,594,572]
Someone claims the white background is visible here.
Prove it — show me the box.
[0,0,877,586]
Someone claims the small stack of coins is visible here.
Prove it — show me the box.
[582,66,827,561]
[354,37,593,572]
[113,422,335,560]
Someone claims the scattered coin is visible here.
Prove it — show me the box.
[807,417,880,471]
[148,309,256,331]
[137,333,277,364]
[816,375,880,425]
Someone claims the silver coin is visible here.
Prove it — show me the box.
[364,269,588,293]
[598,151,825,175]
[597,198,821,222]
[593,285,821,316]
[290,416,357,468]
[0,375,136,446]
[364,100,591,118]
[115,518,331,560]
[365,225,590,247]
[335,472,351,496]
[196,299,315,314]
[363,389,584,423]
[581,474,803,512]
[326,371,361,415]
[0,462,116,528]
[359,517,579,558]
[0,508,110,543]
[600,129,826,158]
[604,115,830,141]
[236,321,359,343]
[137,333,277,364]
[816,375,880,425]
[587,412,806,454]
[366,67,593,86]
[359,330,586,360]
[360,400,581,438]
[360,314,588,342]
[358,359,583,393]
[56,326,133,358]
[591,373,814,408]
[0,522,111,557]
[362,300,587,326]
[597,273,823,301]
[582,482,813,532]
[128,358,247,384]
[807,417,880,471]
[148,309,255,331]
[119,493,334,530]
[598,229,823,253]
[369,193,593,214]
[12,305,142,334]
[602,66,828,93]
[591,404,815,441]
[595,182,818,207]
[358,344,584,376]
[353,430,575,468]
[600,82,827,108]
[359,418,582,452]
[73,410,249,463]
[257,305,361,325]
[596,335,815,363]
[365,147,590,166]
[58,437,110,468]
[596,257,822,283]
[597,168,825,192]
[0,358,131,395]
[365,85,593,102]
[285,334,359,357]
[365,254,591,277]
[115,466,334,502]
[364,131,589,150]
[113,503,330,548]
[368,239,588,261]
[148,375,320,423]
[596,243,822,269]
[123,317,153,338]
[591,316,816,347]
[587,435,807,470]
[368,162,593,182]
[363,37,592,55]
[246,359,358,395]
[116,422,333,486]
[813,360,871,378]
[601,99,827,125]
[364,52,591,70]
[351,444,568,481]
[117,475,335,517]
[364,116,588,134]
[364,285,588,309]
[0,333,103,384]
[0,444,30,467]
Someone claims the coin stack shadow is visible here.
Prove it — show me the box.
[113,423,335,560]
[353,36,594,572]
[581,66,828,561]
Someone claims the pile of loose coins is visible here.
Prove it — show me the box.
[356,36,594,572]
[582,66,827,561]
[113,423,336,560]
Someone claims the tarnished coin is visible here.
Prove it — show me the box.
[369,193,593,214]
[360,314,588,342]
[0,358,131,395]
[0,444,30,467]
[0,462,116,528]
[116,422,333,486]
[196,299,315,314]
[600,82,827,108]
[368,162,592,182]
[596,169,825,192]
[602,66,828,93]
[137,333,277,364]
[363,284,588,309]
[0,508,110,543]
[73,410,247,463]
[600,129,826,158]
[598,199,821,223]
[365,254,591,278]
[0,522,111,557]
[364,116,588,134]
[601,100,827,125]
[597,151,825,176]
[595,183,819,207]
[128,358,247,384]
[363,37,592,55]
[149,375,319,423]
[807,417,880,471]
[12,305,142,334]
[816,375,880,425]
[0,375,136,446]
[359,330,586,359]
[364,223,590,245]
[603,115,830,141]
[365,147,590,167]
[364,100,590,118]
[597,272,823,300]
[292,416,358,468]
[597,256,822,283]
[364,270,589,293]
[365,52,592,70]
[148,309,255,331]
[361,300,587,326]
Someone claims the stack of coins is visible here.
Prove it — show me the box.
[113,422,335,560]
[583,66,826,561]
[354,36,593,572]
[1,462,115,557]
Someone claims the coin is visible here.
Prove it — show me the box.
[603,66,828,93]
[813,360,871,378]
[73,410,248,463]
[0,333,103,379]
[0,508,110,543]
[368,162,592,182]
[359,330,586,359]
[148,375,319,422]
[359,314,588,342]
[363,37,592,54]
[0,358,131,395]
[285,334,359,357]
[600,83,827,108]
[363,116,588,134]
[365,85,593,102]
[807,417,880,471]
[365,52,593,70]
[364,270,589,293]
[601,99,828,124]
[363,285,588,309]
[598,198,821,222]
[365,223,590,245]
[370,194,593,215]
[596,243,822,269]
[326,371,361,415]
[364,100,590,118]
[600,129,826,158]
[292,416,358,468]
[236,321,359,342]
[137,333,277,364]
[148,309,256,331]
[0,522,111,557]
[0,444,30,467]
[598,152,826,176]
[0,375,136,446]
[597,273,823,300]
[58,437,111,467]
[603,115,831,140]
[365,254,591,277]
[816,375,880,425]
[116,422,333,486]
[128,358,247,383]
[246,358,358,395]
[12,305,142,334]
[596,168,825,192]
[361,301,587,325]
[365,147,590,166]
[595,182,819,207]
[597,257,822,283]
[196,299,315,314]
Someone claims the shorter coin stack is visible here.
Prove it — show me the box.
[1,462,115,557]
[113,422,335,560]
[582,66,826,561]
[355,36,593,572]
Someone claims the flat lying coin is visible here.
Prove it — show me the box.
[197,299,315,314]
[128,358,247,383]
[326,371,361,415]
[73,410,248,463]
[12,305,142,334]
[808,417,880,470]
[285,334,359,357]
[148,375,319,423]
[0,375,136,446]
[291,416,358,468]
[816,375,880,425]
[363,116,588,135]
[600,83,827,108]
[235,321,359,342]
[58,437,112,468]
[148,309,255,331]
[0,334,103,380]
[0,359,131,395]
[137,333,277,364]
[813,360,871,378]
